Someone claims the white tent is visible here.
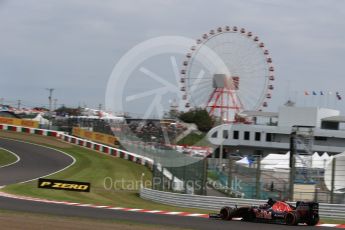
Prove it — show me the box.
[273,156,305,169]
[261,152,330,170]
[236,157,250,167]
[315,152,331,169]
[321,152,330,161]
[101,114,125,122]
[261,152,290,169]
[324,152,345,194]
[82,108,125,121]
[31,114,49,125]
[311,152,327,169]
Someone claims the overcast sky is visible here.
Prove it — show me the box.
[1,0,345,115]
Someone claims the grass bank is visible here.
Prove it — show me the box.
[0,148,18,167]
[0,131,209,213]
[177,132,209,146]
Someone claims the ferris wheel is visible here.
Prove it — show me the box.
[180,26,274,122]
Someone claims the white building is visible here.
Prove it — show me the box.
[207,106,345,155]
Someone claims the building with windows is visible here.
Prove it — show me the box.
[207,106,345,156]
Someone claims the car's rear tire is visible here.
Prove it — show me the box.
[306,214,319,226]
[285,212,298,226]
[242,211,255,222]
[220,207,233,220]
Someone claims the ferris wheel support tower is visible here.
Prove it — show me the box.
[207,74,243,122]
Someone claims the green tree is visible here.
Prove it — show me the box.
[55,106,82,116]
[179,108,214,132]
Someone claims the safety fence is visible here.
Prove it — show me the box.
[207,152,345,203]
[140,187,345,220]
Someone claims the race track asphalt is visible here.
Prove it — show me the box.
[0,137,331,230]
[0,138,74,186]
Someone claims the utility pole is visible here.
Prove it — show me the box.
[98,103,102,118]
[289,131,297,201]
[17,99,21,110]
[46,88,54,129]
[53,99,58,111]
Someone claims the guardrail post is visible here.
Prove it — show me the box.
[152,164,156,190]
[256,154,261,199]
[289,131,297,201]
[161,167,165,191]
[227,157,233,193]
[202,157,207,195]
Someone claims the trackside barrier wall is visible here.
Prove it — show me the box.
[0,124,62,137]
[58,133,154,167]
[140,187,345,220]
[0,124,153,168]
[0,117,39,128]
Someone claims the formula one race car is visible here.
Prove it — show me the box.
[209,198,319,226]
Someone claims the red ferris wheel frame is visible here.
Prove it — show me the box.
[180,26,275,122]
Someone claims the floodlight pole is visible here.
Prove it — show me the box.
[53,99,58,111]
[17,99,21,110]
[46,88,54,129]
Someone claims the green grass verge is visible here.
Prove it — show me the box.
[207,170,219,181]
[320,218,345,224]
[177,132,209,146]
[1,137,209,213]
[0,148,18,167]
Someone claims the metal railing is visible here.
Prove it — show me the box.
[140,187,345,220]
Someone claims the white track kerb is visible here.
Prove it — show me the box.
[0,125,344,228]
[0,191,208,218]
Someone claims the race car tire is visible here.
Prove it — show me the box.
[306,214,319,226]
[220,206,233,220]
[242,211,255,222]
[285,212,298,226]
